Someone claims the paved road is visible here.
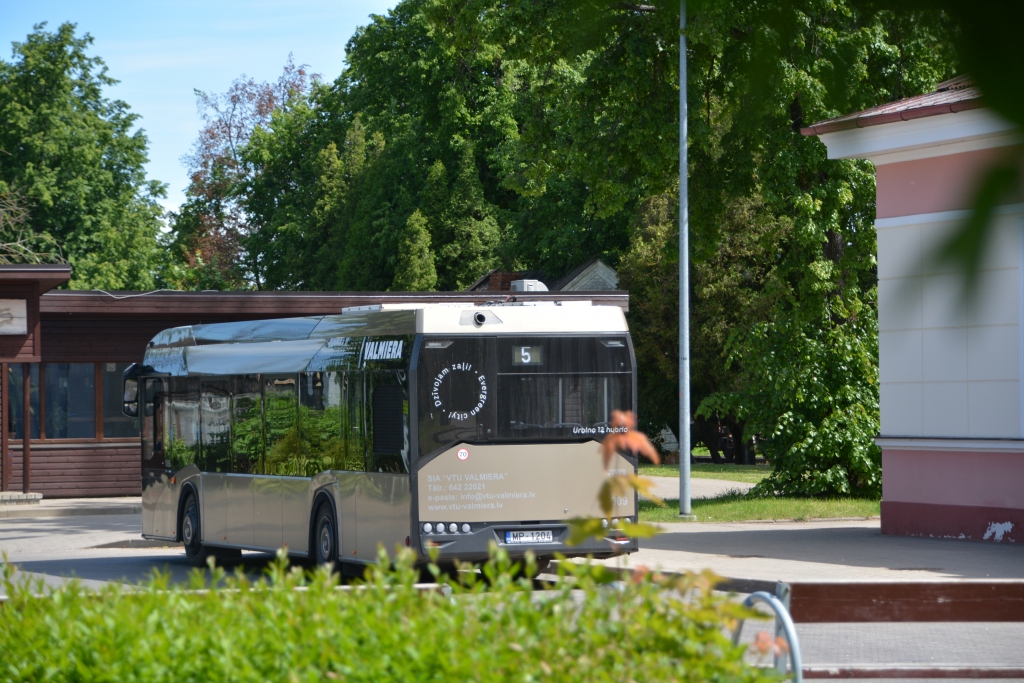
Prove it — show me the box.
[643,475,754,500]
[0,513,278,592]
[4,512,1023,676]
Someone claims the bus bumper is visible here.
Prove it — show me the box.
[418,522,638,562]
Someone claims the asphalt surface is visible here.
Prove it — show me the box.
[3,510,1023,677]
[0,513,280,590]
[644,475,754,500]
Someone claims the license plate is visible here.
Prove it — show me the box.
[504,530,554,544]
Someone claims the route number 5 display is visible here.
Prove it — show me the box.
[513,345,542,365]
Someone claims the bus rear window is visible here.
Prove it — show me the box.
[496,374,631,439]
[418,336,633,457]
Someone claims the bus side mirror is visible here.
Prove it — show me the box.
[123,377,139,417]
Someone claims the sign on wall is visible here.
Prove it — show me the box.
[0,299,28,335]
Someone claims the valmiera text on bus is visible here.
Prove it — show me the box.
[122,301,640,569]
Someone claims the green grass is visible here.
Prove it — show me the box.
[639,493,880,523]
[639,463,771,484]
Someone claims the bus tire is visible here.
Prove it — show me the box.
[314,502,337,568]
[181,492,210,567]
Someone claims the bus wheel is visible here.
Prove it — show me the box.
[314,503,337,568]
[182,493,210,567]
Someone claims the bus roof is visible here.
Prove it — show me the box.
[141,302,628,376]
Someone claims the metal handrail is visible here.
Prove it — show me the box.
[731,583,802,682]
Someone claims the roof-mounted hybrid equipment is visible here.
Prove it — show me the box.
[510,279,548,292]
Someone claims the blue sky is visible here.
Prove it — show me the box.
[0,0,396,213]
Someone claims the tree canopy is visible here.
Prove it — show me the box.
[0,23,164,290]
[162,0,962,496]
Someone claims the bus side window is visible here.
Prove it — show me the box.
[300,371,344,473]
[200,380,231,473]
[141,378,163,469]
[367,375,407,474]
[263,375,299,476]
[231,376,263,474]
[344,371,366,472]
[166,377,200,471]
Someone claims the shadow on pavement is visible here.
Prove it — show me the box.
[10,551,284,587]
[642,525,1024,579]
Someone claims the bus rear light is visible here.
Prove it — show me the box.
[405,536,410,547]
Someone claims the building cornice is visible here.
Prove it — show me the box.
[876,437,1024,453]
[814,108,1019,166]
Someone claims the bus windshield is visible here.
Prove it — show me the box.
[417,335,632,457]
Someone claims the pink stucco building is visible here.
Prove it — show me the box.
[804,76,1023,543]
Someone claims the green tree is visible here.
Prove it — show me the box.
[434,146,500,289]
[391,209,438,291]
[165,57,318,290]
[0,23,164,289]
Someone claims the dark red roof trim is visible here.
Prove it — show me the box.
[801,75,983,137]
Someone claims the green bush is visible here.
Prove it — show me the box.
[1,548,777,682]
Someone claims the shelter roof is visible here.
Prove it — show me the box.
[0,264,71,293]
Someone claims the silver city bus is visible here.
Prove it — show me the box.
[123,302,639,569]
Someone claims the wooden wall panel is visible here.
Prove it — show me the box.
[4,444,141,497]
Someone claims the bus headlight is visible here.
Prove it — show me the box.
[611,518,619,527]
[423,523,433,533]
[448,522,458,534]
[461,523,471,533]
[601,519,608,528]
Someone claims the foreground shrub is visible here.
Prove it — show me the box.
[1,548,776,682]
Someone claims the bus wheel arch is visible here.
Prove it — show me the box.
[310,490,339,567]
[180,488,209,567]
[175,482,200,543]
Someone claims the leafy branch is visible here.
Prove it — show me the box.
[568,410,665,545]
[0,193,65,265]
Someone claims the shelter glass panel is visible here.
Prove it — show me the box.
[165,378,200,470]
[7,364,39,440]
[200,380,231,473]
[44,363,95,439]
[263,375,299,475]
[103,362,139,437]
[231,376,263,474]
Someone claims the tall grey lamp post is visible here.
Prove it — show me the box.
[678,0,693,518]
